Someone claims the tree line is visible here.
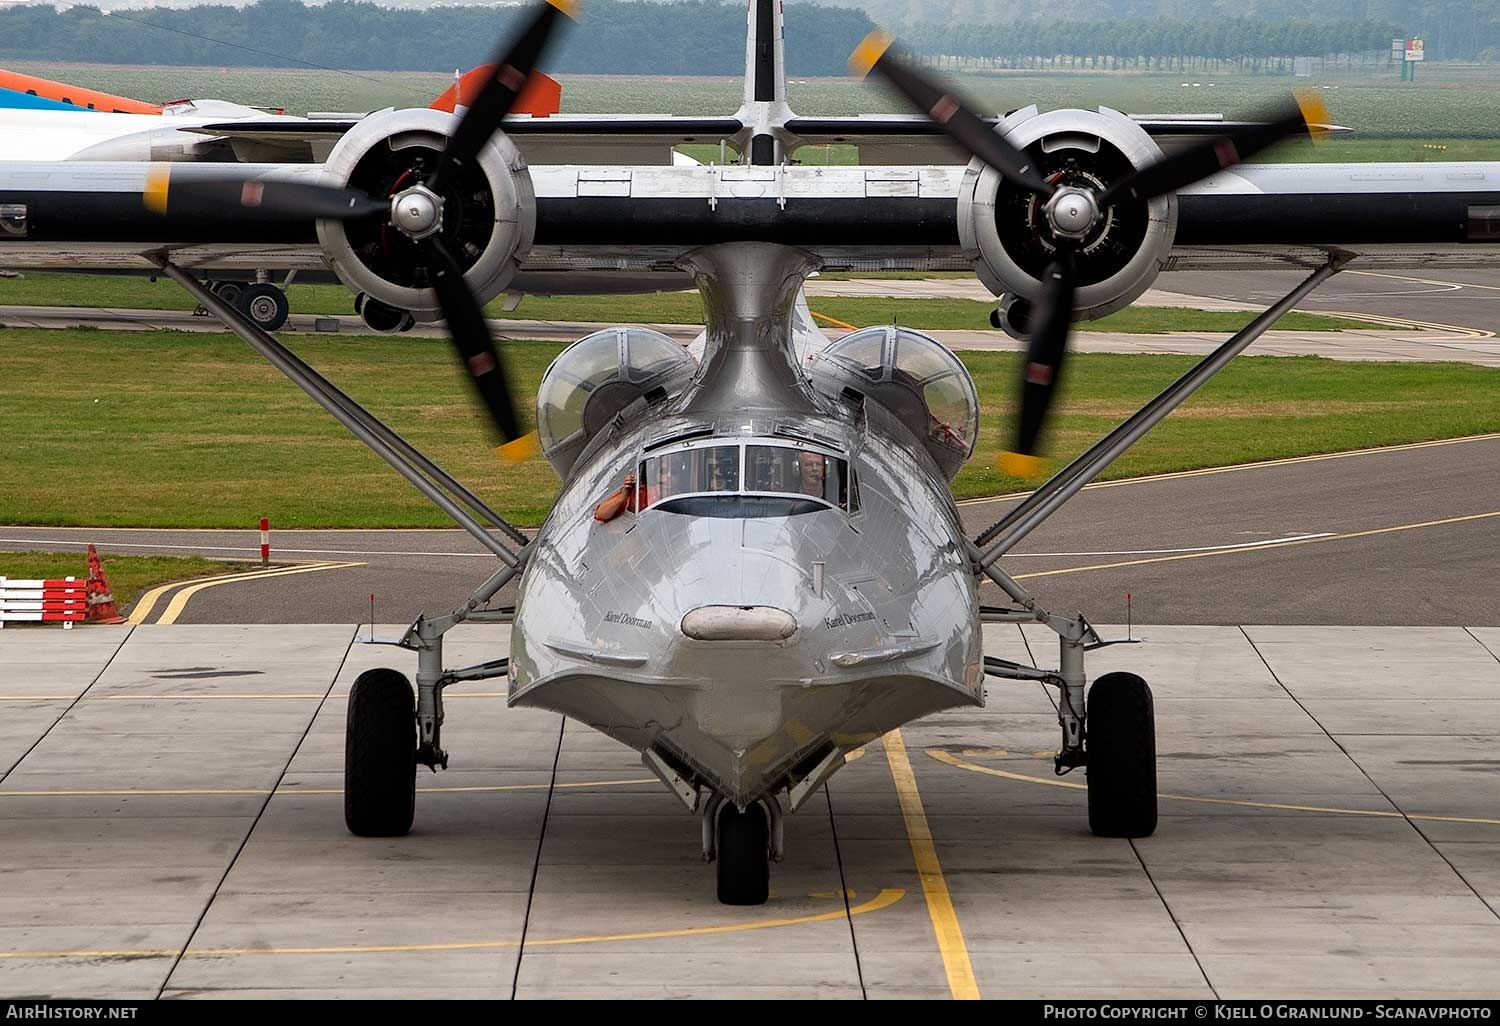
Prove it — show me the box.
[0,0,877,74]
[804,0,1500,61]
[902,17,1404,71]
[0,0,1428,74]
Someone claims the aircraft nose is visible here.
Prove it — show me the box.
[680,605,798,642]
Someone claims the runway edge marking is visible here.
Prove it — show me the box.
[1011,510,1500,581]
[956,433,1500,510]
[883,729,980,1000]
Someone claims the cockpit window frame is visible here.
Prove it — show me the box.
[637,437,852,515]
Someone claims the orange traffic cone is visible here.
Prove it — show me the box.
[85,544,125,624]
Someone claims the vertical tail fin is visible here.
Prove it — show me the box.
[743,0,786,164]
[431,68,561,116]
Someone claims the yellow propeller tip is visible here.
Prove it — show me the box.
[546,0,581,19]
[496,431,540,464]
[997,451,1047,479]
[849,30,893,79]
[142,165,171,214]
[1294,89,1331,140]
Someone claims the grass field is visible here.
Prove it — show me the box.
[2,328,1495,529]
[0,273,1386,334]
[9,62,1500,143]
[0,551,251,612]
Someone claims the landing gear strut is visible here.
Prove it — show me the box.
[972,252,1355,840]
[155,257,530,842]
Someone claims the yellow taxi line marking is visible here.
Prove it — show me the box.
[0,888,904,960]
[1010,510,1500,581]
[928,750,1500,826]
[127,562,356,625]
[883,729,980,1000]
[1348,269,1500,306]
[955,434,1500,508]
[0,778,659,799]
[809,309,860,331]
[1314,306,1493,339]
[153,561,365,625]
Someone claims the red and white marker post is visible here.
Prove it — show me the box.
[0,576,89,629]
[259,517,271,568]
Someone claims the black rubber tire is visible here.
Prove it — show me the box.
[237,282,290,331]
[210,280,244,306]
[716,804,771,905]
[344,668,416,837]
[1086,671,1158,838]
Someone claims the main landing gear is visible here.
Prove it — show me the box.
[344,668,417,837]
[1085,671,1157,837]
[201,277,291,331]
[155,256,530,846]
[981,602,1160,840]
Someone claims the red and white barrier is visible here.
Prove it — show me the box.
[0,576,89,629]
[260,517,270,567]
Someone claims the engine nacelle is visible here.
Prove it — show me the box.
[960,106,1177,322]
[316,108,536,324]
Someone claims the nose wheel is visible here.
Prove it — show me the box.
[716,803,771,905]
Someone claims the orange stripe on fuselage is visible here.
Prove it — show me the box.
[0,69,162,114]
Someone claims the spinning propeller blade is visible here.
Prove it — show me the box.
[1004,253,1074,478]
[1098,93,1326,208]
[427,0,578,195]
[419,234,526,448]
[142,1,578,452]
[141,167,386,221]
[850,31,1052,198]
[853,31,1328,471]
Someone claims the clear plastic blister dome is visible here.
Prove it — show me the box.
[807,326,979,479]
[536,327,697,477]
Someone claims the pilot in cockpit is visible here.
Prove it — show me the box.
[798,454,826,500]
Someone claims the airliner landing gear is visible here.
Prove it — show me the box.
[238,282,290,331]
[199,279,289,330]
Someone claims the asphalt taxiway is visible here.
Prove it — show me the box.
[1,621,1497,999]
[2,434,1496,627]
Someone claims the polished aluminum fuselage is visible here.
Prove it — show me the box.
[507,244,983,806]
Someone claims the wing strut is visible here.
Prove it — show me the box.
[971,248,1356,566]
[153,258,529,565]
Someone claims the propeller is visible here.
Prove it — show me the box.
[143,0,578,460]
[853,31,1328,476]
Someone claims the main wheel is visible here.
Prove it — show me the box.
[1086,671,1157,838]
[237,282,290,331]
[344,667,416,837]
[209,279,244,306]
[716,803,770,905]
